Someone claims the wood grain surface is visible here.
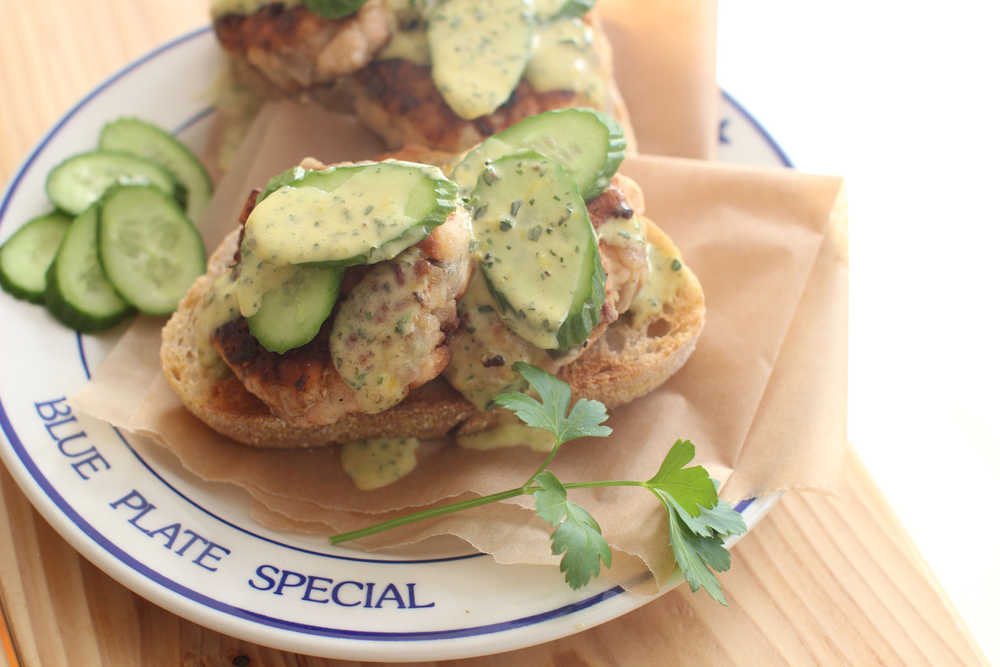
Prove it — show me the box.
[0,2,989,665]
[0,449,987,666]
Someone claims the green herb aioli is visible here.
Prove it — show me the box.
[377,28,431,64]
[627,224,687,326]
[444,268,553,410]
[457,422,554,452]
[244,162,451,267]
[245,180,406,266]
[330,249,427,411]
[341,437,419,490]
[428,0,535,120]
[233,240,301,318]
[596,215,645,249]
[196,270,241,368]
[376,0,432,64]
[524,18,605,107]
[471,152,601,351]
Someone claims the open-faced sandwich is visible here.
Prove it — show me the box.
[162,108,703,453]
[210,0,633,152]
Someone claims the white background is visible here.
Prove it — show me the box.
[718,2,1000,663]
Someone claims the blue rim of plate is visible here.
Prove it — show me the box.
[0,24,782,643]
[720,90,794,168]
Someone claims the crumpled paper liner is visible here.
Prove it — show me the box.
[72,99,846,590]
[597,0,719,159]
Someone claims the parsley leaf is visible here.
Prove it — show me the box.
[533,471,613,588]
[491,392,552,434]
[494,364,614,588]
[562,397,612,443]
[666,505,728,604]
[646,440,747,604]
[675,496,748,539]
[646,439,718,517]
[533,470,571,524]
[494,362,612,445]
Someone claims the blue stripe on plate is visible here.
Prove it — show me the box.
[721,90,794,168]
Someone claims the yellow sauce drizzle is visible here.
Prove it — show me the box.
[341,437,420,490]
[457,423,554,452]
[524,18,605,107]
[196,270,241,368]
[628,229,686,326]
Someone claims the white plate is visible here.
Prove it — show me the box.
[0,27,790,662]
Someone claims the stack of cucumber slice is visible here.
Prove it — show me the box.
[0,118,211,332]
[234,160,460,354]
[453,107,625,350]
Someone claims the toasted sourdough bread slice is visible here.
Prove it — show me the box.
[161,214,704,448]
[560,221,704,407]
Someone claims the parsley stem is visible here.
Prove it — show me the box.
[328,487,526,545]
[527,434,561,481]
[563,480,648,490]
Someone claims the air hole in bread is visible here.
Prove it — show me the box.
[646,319,671,338]
[604,327,627,353]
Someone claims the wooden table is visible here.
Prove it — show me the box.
[0,2,988,664]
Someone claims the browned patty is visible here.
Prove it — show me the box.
[210,197,472,427]
[589,176,648,326]
[214,2,390,94]
[587,178,637,229]
[212,316,361,421]
[348,59,582,152]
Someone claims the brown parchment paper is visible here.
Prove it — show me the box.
[597,0,719,159]
[72,100,845,590]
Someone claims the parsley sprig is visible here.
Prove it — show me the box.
[329,362,747,603]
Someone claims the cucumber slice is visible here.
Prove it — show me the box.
[428,0,535,120]
[246,264,343,353]
[256,165,308,205]
[471,151,604,350]
[45,150,180,216]
[450,136,516,193]
[256,163,359,205]
[99,117,213,221]
[244,161,458,267]
[452,108,626,201]
[534,0,594,19]
[97,185,206,316]
[0,211,72,303]
[44,205,133,332]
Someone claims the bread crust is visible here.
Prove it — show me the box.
[161,214,704,448]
